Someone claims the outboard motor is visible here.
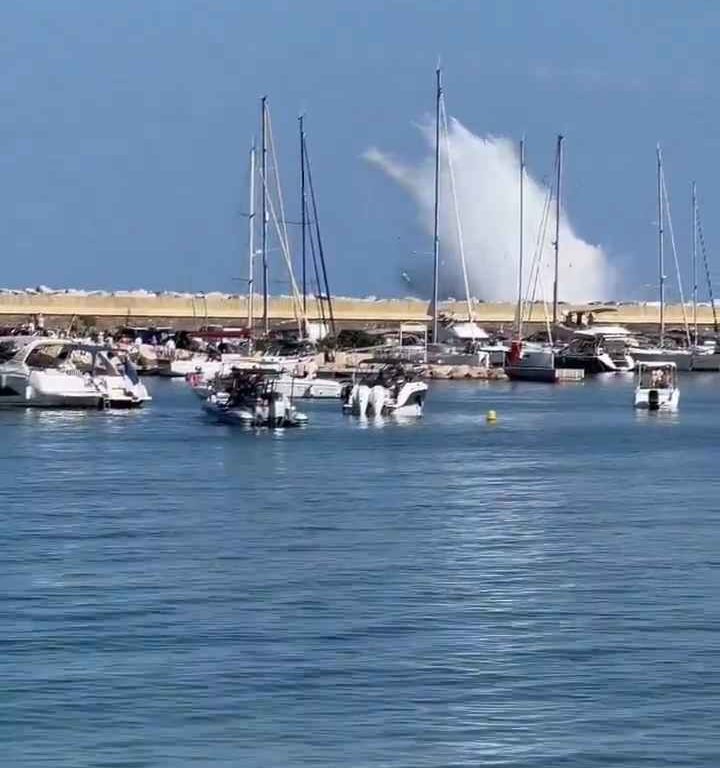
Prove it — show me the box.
[353,384,371,417]
[369,384,386,416]
[648,389,660,411]
[269,391,284,425]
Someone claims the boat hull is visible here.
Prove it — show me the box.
[631,348,720,372]
[630,349,693,372]
[634,388,680,411]
[0,371,150,409]
[553,353,633,374]
[344,381,427,417]
[202,398,307,427]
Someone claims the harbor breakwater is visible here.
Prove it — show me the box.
[0,291,713,331]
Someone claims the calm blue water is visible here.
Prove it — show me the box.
[1,375,718,767]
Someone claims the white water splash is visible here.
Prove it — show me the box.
[365,118,613,302]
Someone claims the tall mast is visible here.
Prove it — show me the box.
[692,181,698,347]
[657,144,665,346]
[552,134,563,327]
[516,137,525,337]
[261,96,269,336]
[299,114,307,316]
[431,66,442,343]
[247,141,256,334]
[304,132,336,336]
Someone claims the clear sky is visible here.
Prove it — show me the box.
[1,0,718,300]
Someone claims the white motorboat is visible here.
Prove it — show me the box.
[634,361,679,411]
[342,362,428,417]
[157,353,225,379]
[202,369,308,427]
[554,327,635,373]
[0,337,151,408]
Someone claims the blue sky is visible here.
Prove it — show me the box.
[1,1,718,299]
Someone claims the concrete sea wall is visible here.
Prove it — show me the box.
[0,292,713,329]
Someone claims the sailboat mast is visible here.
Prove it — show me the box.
[516,137,525,337]
[299,114,307,315]
[261,96,269,336]
[303,128,336,336]
[431,66,442,343]
[247,141,256,333]
[692,181,698,347]
[657,144,665,346]
[552,134,563,327]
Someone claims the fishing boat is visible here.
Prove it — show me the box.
[634,361,679,411]
[0,337,151,408]
[202,369,308,427]
[341,362,428,417]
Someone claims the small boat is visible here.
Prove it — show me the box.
[341,362,428,417]
[202,369,308,427]
[0,337,151,408]
[634,361,679,411]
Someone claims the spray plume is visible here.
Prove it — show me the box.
[365,118,612,302]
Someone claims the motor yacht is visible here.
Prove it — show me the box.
[0,337,150,408]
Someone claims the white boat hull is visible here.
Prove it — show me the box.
[0,370,150,409]
[630,348,693,372]
[345,380,427,417]
[202,396,308,427]
[634,387,680,411]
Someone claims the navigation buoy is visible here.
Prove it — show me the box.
[486,409,497,423]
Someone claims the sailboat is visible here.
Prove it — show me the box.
[428,67,487,348]
[505,138,583,382]
[190,102,344,403]
[628,149,720,371]
[298,115,336,343]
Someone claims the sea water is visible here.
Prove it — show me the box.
[1,375,718,766]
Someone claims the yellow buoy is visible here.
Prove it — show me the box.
[486,409,497,423]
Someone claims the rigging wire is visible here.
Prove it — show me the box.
[695,195,719,333]
[439,100,474,324]
[659,162,691,345]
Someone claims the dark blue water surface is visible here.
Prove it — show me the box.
[2,375,719,767]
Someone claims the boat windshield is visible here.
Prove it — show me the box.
[638,367,674,388]
[24,344,118,375]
